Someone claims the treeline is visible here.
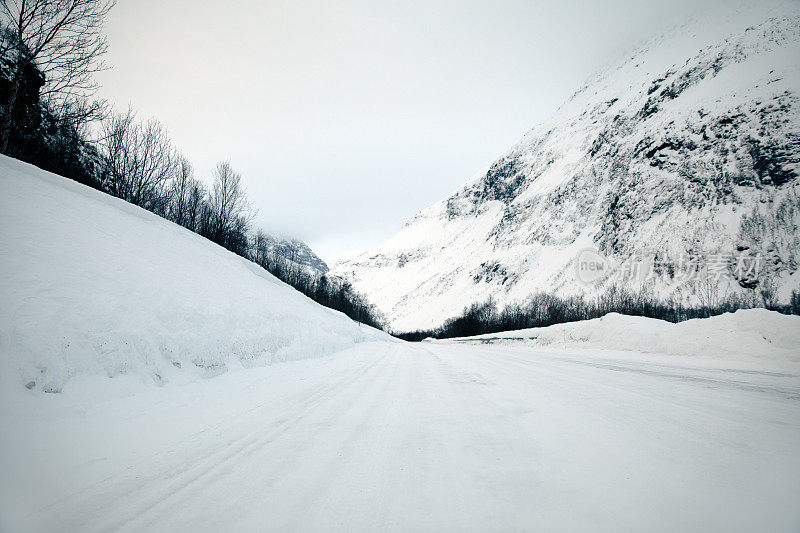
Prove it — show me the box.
[100,108,256,256]
[101,122,383,327]
[0,0,383,328]
[251,233,382,328]
[395,286,800,341]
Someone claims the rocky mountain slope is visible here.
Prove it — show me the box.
[263,235,329,274]
[332,1,800,331]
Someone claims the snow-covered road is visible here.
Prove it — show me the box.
[2,341,799,532]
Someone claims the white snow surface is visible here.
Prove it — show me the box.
[332,0,800,331]
[1,156,800,530]
[1,337,799,531]
[0,155,389,393]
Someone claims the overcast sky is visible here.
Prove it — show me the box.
[96,0,730,264]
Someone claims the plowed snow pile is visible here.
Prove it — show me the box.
[452,309,800,366]
[0,156,388,393]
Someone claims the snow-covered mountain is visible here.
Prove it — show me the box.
[0,155,387,393]
[262,235,329,274]
[332,1,800,331]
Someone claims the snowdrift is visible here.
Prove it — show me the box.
[448,309,800,364]
[0,156,389,393]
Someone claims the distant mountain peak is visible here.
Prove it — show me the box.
[263,235,329,275]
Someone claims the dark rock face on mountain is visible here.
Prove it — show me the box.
[333,2,800,331]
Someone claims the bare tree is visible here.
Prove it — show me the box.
[759,278,777,309]
[208,160,254,248]
[227,214,252,255]
[185,179,207,233]
[251,229,270,266]
[101,108,178,212]
[167,155,195,227]
[693,270,726,315]
[0,0,114,152]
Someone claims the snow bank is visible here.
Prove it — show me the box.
[0,156,389,393]
[449,310,800,364]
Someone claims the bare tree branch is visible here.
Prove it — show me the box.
[0,0,114,152]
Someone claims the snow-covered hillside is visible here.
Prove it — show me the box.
[333,0,800,331]
[0,155,388,393]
